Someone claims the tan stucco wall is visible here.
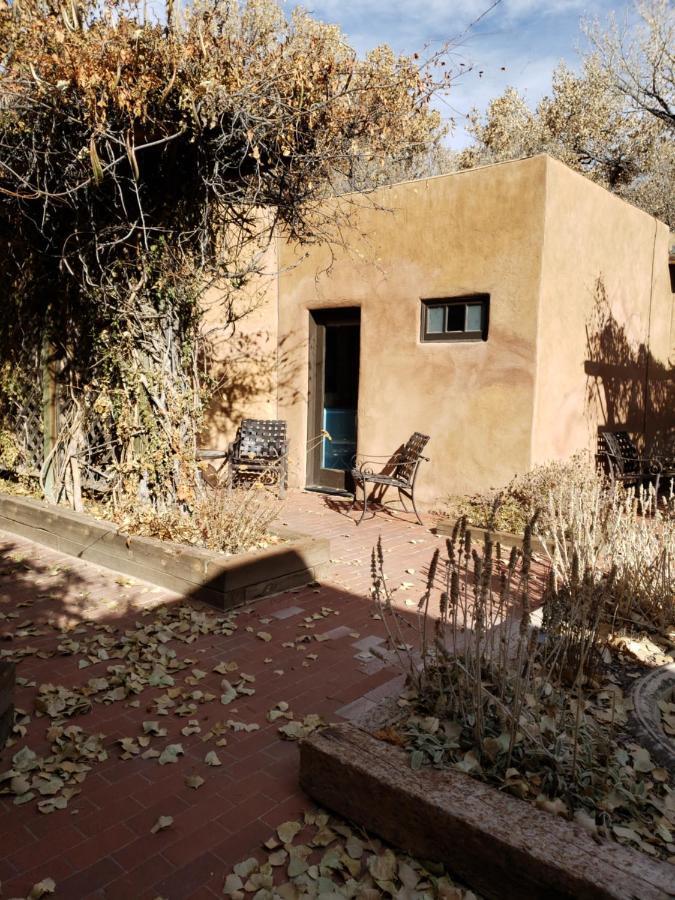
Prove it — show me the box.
[200,240,279,451]
[531,156,674,463]
[205,154,673,504]
[277,156,550,504]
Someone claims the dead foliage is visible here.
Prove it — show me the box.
[0,0,448,512]
[223,808,477,899]
[372,500,675,861]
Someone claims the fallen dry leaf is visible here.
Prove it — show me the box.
[151,815,173,834]
[158,743,184,765]
[204,750,221,767]
[277,820,302,844]
[28,877,56,899]
[185,774,205,790]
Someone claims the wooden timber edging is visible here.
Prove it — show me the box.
[0,661,15,750]
[0,493,329,611]
[299,724,675,900]
[434,519,554,556]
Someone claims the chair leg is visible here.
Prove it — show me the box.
[397,488,409,512]
[408,489,423,526]
[349,485,357,513]
[356,480,368,525]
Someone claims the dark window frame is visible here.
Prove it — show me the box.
[420,295,490,343]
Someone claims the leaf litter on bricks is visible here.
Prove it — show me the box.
[223,809,477,899]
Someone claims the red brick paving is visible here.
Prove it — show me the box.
[0,492,434,897]
[0,490,547,898]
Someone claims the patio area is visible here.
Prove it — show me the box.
[0,490,463,899]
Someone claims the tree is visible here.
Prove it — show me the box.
[586,0,674,128]
[455,1,674,225]
[0,0,446,509]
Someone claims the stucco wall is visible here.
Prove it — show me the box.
[200,241,279,451]
[206,154,672,504]
[277,156,549,504]
[531,157,674,464]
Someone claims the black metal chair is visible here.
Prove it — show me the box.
[596,430,671,487]
[227,418,289,497]
[350,432,430,525]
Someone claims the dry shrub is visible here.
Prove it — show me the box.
[371,508,673,856]
[193,483,283,556]
[611,489,675,632]
[439,453,595,534]
[112,482,282,556]
[541,479,675,632]
[373,521,609,769]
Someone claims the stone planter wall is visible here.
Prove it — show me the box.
[300,724,675,900]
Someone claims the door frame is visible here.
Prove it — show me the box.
[307,307,361,491]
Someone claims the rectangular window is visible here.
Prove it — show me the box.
[420,295,489,342]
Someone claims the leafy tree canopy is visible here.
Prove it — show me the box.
[455,0,674,225]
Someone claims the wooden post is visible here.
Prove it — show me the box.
[41,341,58,501]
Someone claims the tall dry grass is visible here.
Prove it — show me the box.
[372,467,674,773]
[371,514,610,776]
[541,478,675,633]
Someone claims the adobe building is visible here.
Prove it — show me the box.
[203,154,674,506]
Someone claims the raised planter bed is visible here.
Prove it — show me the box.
[434,519,553,555]
[0,493,329,611]
[300,723,675,900]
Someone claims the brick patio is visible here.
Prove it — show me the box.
[0,490,461,899]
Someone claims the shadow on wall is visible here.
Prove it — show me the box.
[201,331,304,448]
[585,278,674,454]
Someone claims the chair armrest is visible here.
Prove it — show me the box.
[197,449,229,460]
[352,452,429,476]
[598,450,664,475]
[353,452,412,466]
[624,455,664,471]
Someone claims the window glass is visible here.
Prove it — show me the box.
[466,304,483,332]
[445,304,465,332]
[426,306,445,333]
[421,295,489,342]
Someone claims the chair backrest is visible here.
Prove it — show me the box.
[236,418,288,459]
[599,431,639,475]
[395,432,430,485]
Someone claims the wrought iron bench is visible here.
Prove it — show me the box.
[350,432,430,525]
[596,430,673,487]
[227,418,289,497]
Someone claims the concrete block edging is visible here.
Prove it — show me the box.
[300,723,675,900]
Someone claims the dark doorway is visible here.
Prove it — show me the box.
[307,308,361,492]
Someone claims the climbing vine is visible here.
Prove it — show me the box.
[0,0,447,509]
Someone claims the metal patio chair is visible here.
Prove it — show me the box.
[227,418,289,497]
[350,431,430,525]
[596,430,672,487]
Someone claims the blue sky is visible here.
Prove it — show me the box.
[293,0,634,148]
